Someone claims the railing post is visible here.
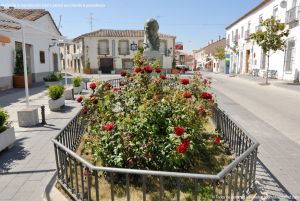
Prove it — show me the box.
[41,105,46,125]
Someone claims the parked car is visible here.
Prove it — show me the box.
[176,65,189,71]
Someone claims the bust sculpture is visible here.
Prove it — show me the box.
[143,18,160,51]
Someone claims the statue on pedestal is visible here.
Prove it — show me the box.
[143,18,160,51]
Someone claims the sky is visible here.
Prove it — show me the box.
[1,0,262,53]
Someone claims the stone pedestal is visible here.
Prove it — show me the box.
[17,107,39,127]
[64,87,74,100]
[144,50,161,60]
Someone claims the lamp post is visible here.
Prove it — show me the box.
[21,25,30,108]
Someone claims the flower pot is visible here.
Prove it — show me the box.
[48,96,65,111]
[0,127,16,152]
[171,69,181,74]
[13,75,32,88]
[83,68,92,74]
[73,84,83,94]
[45,81,62,87]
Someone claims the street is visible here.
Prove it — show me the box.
[201,71,300,199]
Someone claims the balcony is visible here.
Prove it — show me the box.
[286,6,300,24]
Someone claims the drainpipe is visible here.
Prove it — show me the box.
[21,25,30,108]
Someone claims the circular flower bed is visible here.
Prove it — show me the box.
[79,67,229,173]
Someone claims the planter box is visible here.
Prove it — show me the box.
[83,68,92,74]
[0,127,16,152]
[17,107,39,127]
[49,96,65,111]
[45,81,62,87]
[13,75,32,88]
[73,84,83,94]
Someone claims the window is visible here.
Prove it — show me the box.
[285,39,296,72]
[122,59,134,69]
[227,34,230,44]
[118,40,129,55]
[39,51,45,63]
[241,26,244,38]
[159,40,168,56]
[273,6,279,19]
[98,40,109,55]
[259,15,263,24]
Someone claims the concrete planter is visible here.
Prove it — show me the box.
[63,87,74,100]
[45,81,62,87]
[49,96,65,111]
[73,84,83,94]
[0,127,16,152]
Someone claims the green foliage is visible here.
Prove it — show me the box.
[14,48,29,75]
[172,57,177,69]
[133,46,145,67]
[72,76,82,87]
[48,85,64,100]
[249,17,289,53]
[149,58,162,68]
[0,108,9,133]
[81,68,227,173]
[214,46,225,60]
[43,72,63,82]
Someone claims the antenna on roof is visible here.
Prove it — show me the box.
[89,13,94,31]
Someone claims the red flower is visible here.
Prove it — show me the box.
[199,107,206,115]
[138,60,144,66]
[92,98,98,104]
[134,67,142,73]
[213,137,221,143]
[180,78,189,85]
[181,139,190,147]
[177,143,188,154]
[201,92,213,100]
[89,94,95,98]
[83,168,89,176]
[160,74,166,80]
[82,107,87,114]
[89,83,96,90]
[114,88,121,92]
[174,127,184,136]
[144,65,153,73]
[183,92,192,98]
[76,96,83,103]
[121,71,127,77]
[155,68,161,73]
[104,123,114,131]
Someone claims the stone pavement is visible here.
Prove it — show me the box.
[0,83,83,201]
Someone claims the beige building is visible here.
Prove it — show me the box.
[62,29,176,74]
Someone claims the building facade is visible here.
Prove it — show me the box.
[64,29,176,74]
[193,38,226,72]
[226,0,300,81]
[0,7,62,90]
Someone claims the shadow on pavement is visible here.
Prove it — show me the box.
[0,137,30,173]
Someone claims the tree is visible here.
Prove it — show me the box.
[249,17,289,84]
[214,46,225,60]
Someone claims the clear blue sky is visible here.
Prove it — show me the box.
[2,0,262,53]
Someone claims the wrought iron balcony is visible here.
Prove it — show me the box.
[286,6,300,24]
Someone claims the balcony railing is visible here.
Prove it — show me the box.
[286,6,300,24]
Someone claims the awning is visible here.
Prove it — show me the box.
[0,34,11,43]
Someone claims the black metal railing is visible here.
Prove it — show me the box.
[52,79,259,201]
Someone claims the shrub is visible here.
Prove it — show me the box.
[0,108,9,133]
[80,66,222,173]
[72,76,82,87]
[43,72,63,82]
[48,85,64,100]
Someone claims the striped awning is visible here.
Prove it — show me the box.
[0,34,11,43]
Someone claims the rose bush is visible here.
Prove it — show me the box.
[80,67,225,173]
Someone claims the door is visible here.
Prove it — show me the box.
[53,53,59,72]
[100,58,113,74]
[245,50,250,74]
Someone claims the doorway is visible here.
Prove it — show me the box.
[53,53,59,72]
[245,50,251,74]
[100,58,113,74]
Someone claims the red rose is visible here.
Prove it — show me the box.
[213,137,221,143]
[181,139,190,147]
[144,65,153,73]
[177,143,188,154]
[76,96,83,103]
[89,94,95,98]
[174,126,184,136]
[114,88,121,92]
[134,67,142,73]
[104,123,114,131]
[201,92,213,100]
[155,68,161,73]
[82,107,87,114]
[180,78,189,85]
[183,92,192,98]
[199,107,206,115]
[160,74,166,80]
[89,83,96,90]
[121,71,127,77]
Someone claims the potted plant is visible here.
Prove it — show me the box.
[83,58,92,74]
[43,72,63,87]
[0,108,16,152]
[13,48,32,88]
[48,85,65,111]
[72,76,83,94]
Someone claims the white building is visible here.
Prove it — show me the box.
[0,7,62,90]
[226,0,300,81]
[63,29,176,74]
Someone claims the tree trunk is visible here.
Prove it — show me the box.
[266,53,270,85]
